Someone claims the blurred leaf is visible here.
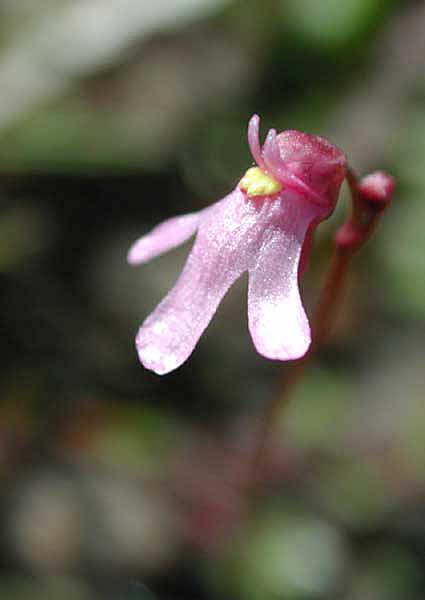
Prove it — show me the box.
[315,459,396,528]
[120,582,157,600]
[0,29,254,173]
[0,576,94,600]
[379,106,425,317]
[348,545,420,600]
[84,405,179,470]
[179,111,250,198]
[0,0,228,132]
[207,507,347,600]
[283,0,393,50]
[0,206,52,270]
[282,366,354,452]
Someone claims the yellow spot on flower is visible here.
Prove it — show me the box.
[239,167,283,198]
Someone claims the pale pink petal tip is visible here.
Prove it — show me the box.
[248,204,313,362]
[135,189,254,374]
[127,212,202,265]
[136,333,181,375]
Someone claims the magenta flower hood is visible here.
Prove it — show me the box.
[128,115,347,374]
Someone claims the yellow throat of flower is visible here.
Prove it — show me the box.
[239,167,283,198]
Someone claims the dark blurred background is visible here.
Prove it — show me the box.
[1,1,425,598]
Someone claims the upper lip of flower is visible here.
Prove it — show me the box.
[247,114,333,208]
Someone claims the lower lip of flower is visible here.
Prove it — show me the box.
[239,167,283,198]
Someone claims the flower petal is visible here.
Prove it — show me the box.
[136,189,268,374]
[127,211,203,265]
[275,129,347,209]
[263,128,328,207]
[248,114,266,170]
[248,196,317,361]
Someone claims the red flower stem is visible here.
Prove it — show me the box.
[250,167,392,481]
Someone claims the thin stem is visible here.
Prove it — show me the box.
[311,247,351,345]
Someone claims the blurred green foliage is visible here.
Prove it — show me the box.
[1,1,425,599]
[284,0,394,50]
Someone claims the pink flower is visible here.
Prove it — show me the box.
[128,115,347,374]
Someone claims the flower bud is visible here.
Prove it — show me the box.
[358,171,395,207]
